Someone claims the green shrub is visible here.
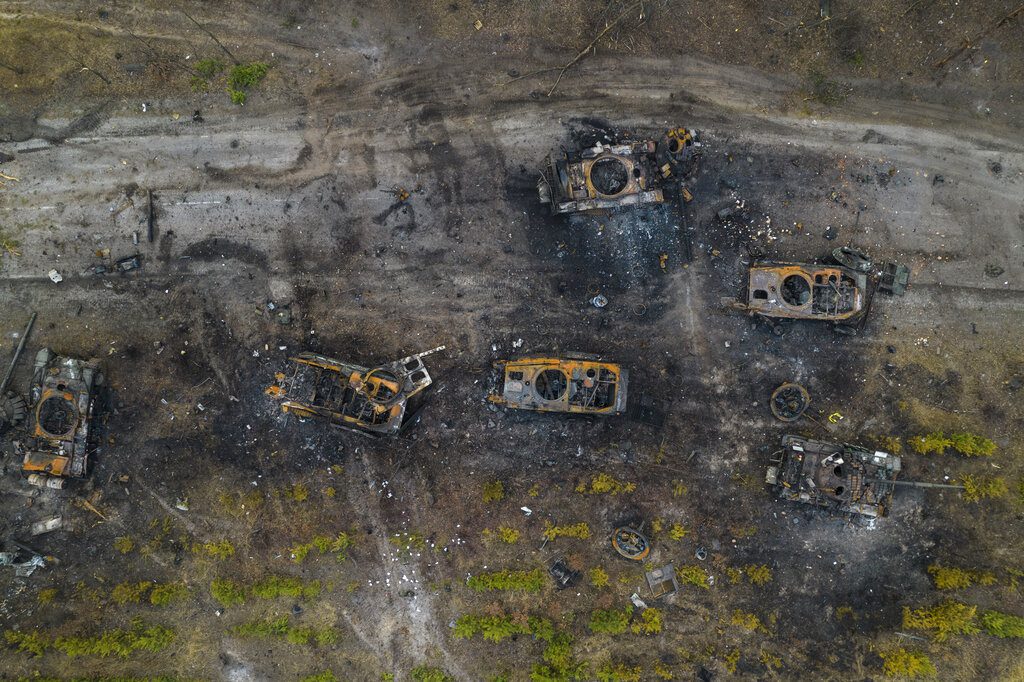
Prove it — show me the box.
[453,615,525,643]
[677,565,710,589]
[4,629,49,656]
[528,617,554,642]
[961,475,1008,502]
[575,473,635,495]
[589,607,632,635]
[211,578,246,607]
[301,672,338,682]
[542,522,590,541]
[981,610,1024,638]
[233,616,335,646]
[114,536,135,554]
[411,667,454,682]
[880,648,937,678]
[927,565,996,590]
[194,58,224,78]
[595,661,642,682]
[589,567,610,588]
[730,610,764,632]
[483,480,505,503]
[631,608,662,634]
[910,432,995,457]
[226,62,270,105]
[149,582,188,606]
[467,568,544,592]
[37,588,58,605]
[53,622,175,658]
[194,540,235,559]
[745,564,773,586]
[531,632,588,681]
[111,582,151,605]
[292,532,354,562]
[252,576,322,600]
[902,600,979,641]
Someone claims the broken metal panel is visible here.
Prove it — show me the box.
[645,563,679,599]
[271,347,442,437]
[489,356,628,415]
[21,349,102,480]
[548,557,580,590]
[741,262,867,322]
[767,434,902,518]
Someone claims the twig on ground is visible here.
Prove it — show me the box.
[933,4,1024,69]
[181,9,239,64]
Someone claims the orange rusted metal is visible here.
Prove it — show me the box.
[489,355,628,415]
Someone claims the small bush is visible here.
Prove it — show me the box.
[4,629,49,656]
[111,582,151,605]
[730,610,764,632]
[595,661,641,682]
[284,483,309,502]
[672,480,687,497]
[53,622,175,658]
[910,432,995,457]
[528,617,554,642]
[482,526,520,544]
[226,62,270,105]
[194,58,224,79]
[677,565,710,590]
[981,610,1024,638]
[759,649,782,671]
[532,632,587,681]
[301,672,338,682]
[902,600,979,641]
[961,475,1008,502]
[631,608,662,634]
[149,582,188,606]
[453,615,526,643]
[233,616,335,646]
[589,607,632,635]
[211,578,246,607]
[745,564,773,586]
[411,667,454,682]
[387,532,426,555]
[467,568,544,592]
[881,648,937,678]
[575,472,635,495]
[292,532,354,562]
[194,539,236,559]
[669,523,689,541]
[252,576,322,600]
[483,480,505,503]
[543,522,590,541]
[927,564,996,590]
[589,567,610,588]
[114,536,135,554]
[37,588,58,605]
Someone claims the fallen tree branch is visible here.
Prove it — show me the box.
[181,9,239,65]
[933,3,1024,69]
[504,0,645,96]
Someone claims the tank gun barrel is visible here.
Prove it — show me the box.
[891,480,965,490]
[0,312,36,394]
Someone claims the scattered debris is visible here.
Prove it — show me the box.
[590,294,608,308]
[489,354,628,415]
[269,346,445,437]
[30,515,64,536]
[47,270,63,284]
[0,547,47,577]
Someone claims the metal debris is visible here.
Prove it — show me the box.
[489,354,628,415]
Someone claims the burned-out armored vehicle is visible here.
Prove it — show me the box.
[538,128,700,215]
[488,355,628,415]
[20,349,103,480]
[766,434,901,518]
[269,347,443,437]
[725,247,909,332]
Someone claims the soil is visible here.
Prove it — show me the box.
[1,1,1023,681]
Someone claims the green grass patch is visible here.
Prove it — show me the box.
[226,62,270,105]
[482,480,504,503]
[410,667,453,682]
[37,588,58,605]
[149,583,188,607]
[745,564,773,586]
[252,576,322,600]
[466,568,544,592]
[111,582,151,605]
[961,475,1008,502]
[9,621,176,658]
[677,565,710,589]
[5,629,49,656]
[233,616,336,646]
[595,660,641,682]
[193,539,235,559]
[631,608,662,634]
[589,567,610,588]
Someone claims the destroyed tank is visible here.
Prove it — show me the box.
[488,354,628,415]
[766,434,901,518]
[21,349,103,480]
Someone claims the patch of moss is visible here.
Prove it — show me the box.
[588,607,632,635]
[149,583,188,607]
[575,472,635,495]
[410,667,454,682]
[981,610,1024,638]
[233,616,336,646]
[210,578,246,607]
[111,582,151,605]
[910,432,995,457]
[745,564,773,586]
[927,564,996,590]
[193,539,235,559]
[466,568,544,592]
[589,567,610,588]
[53,622,175,658]
[961,475,1008,502]
[631,608,662,634]
[595,660,641,682]
[542,522,590,541]
[37,588,58,605]
[483,480,505,503]
[4,629,49,656]
[730,610,765,632]
[291,532,354,562]
[114,536,135,554]
[252,576,321,600]
[677,565,710,589]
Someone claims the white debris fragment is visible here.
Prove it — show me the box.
[48,270,63,283]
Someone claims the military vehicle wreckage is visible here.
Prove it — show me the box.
[269,347,444,437]
[18,349,104,481]
[766,434,902,518]
[725,247,909,331]
[538,127,700,214]
[488,355,628,415]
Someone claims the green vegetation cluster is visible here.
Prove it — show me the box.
[542,522,590,541]
[880,648,937,678]
[233,616,336,646]
[927,564,996,590]
[210,576,322,607]
[910,432,996,457]
[5,621,174,658]
[467,568,544,592]
[291,532,353,562]
[575,473,635,495]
